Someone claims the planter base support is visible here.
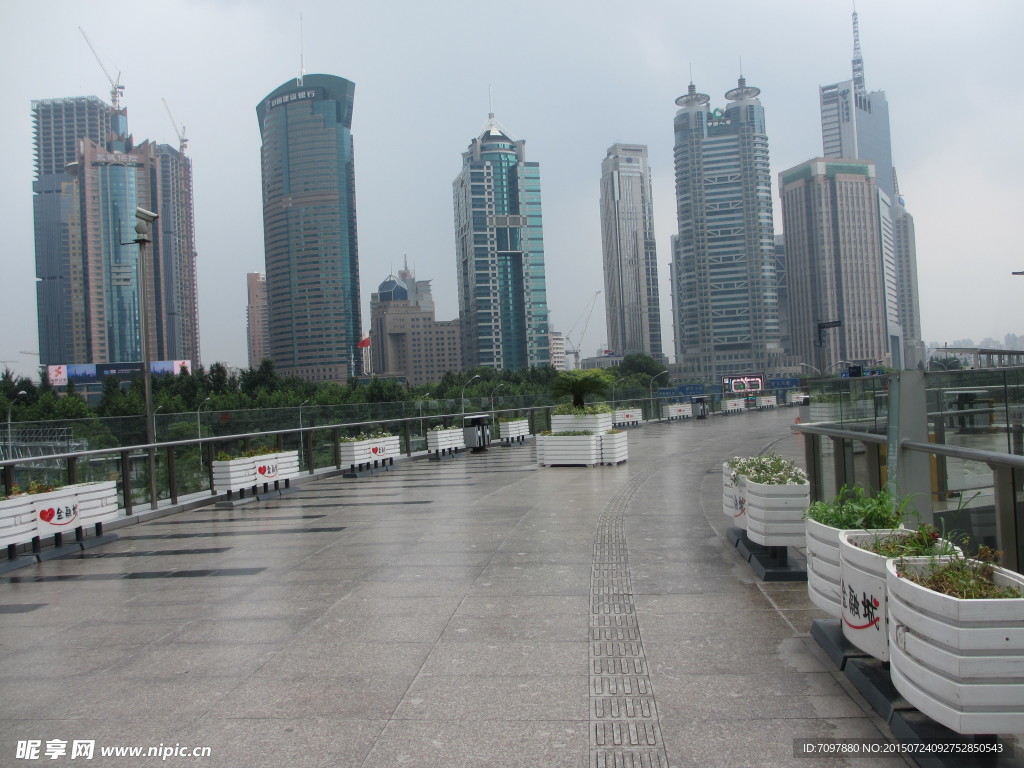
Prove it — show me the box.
[731,529,807,581]
[810,619,869,671]
[80,533,119,551]
[37,541,85,562]
[0,554,36,574]
[889,711,1013,768]
[844,657,913,723]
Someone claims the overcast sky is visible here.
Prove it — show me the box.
[1,0,1021,380]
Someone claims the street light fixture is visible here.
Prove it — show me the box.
[6,390,27,462]
[461,374,480,414]
[798,363,823,377]
[197,397,211,470]
[649,370,669,418]
[133,208,158,509]
[153,405,164,442]
[299,399,310,466]
[491,382,506,410]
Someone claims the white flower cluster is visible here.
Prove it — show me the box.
[727,453,808,485]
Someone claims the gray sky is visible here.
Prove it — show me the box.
[2,0,1021,380]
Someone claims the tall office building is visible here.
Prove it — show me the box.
[257,75,362,382]
[369,265,460,386]
[32,95,200,366]
[599,144,663,359]
[820,11,923,368]
[246,272,269,368]
[453,115,549,371]
[670,78,786,381]
[779,159,893,370]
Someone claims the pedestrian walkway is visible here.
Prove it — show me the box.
[0,409,912,767]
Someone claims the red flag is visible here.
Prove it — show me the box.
[357,337,371,348]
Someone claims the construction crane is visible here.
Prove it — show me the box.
[78,27,124,110]
[563,290,601,370]
[162,98,188,155]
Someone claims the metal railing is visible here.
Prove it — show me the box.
[795,371,1024,572]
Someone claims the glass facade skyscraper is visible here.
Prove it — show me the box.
[599,144,663,360]
[257,75,362,382]
[670,79,785,381]
[453,116,549,371]
[32,95,200,367]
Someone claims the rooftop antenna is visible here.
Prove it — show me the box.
[161,98,188,155]
[78,27,124,110]
[851,7,865,94]
[689,63,693,84]
[488,84,493,119]
[739,56,743,78]
[298,13,305,86]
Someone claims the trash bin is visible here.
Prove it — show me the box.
[693,396,709,419]
[462,414,492,452]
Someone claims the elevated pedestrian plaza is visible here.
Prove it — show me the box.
[0,409,969,766]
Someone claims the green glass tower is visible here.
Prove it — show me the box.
[257,75,362,382]
[453,115,549,371]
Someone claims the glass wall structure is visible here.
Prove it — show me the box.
[257,75,362,382]
[453,116,549,371]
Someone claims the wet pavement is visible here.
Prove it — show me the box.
[0,408,913,767]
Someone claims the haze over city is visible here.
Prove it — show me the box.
[1,0,1021,379]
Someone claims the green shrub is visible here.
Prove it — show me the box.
[805,485,905,529]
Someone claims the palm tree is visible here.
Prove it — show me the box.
[549,370,610,409]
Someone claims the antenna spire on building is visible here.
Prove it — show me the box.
[298,13,305,86]
[852,9,866,94]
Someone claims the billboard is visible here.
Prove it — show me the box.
[48,361,192,385]
[721,375,764,394]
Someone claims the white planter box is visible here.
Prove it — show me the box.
[886,557,1024,734]
[661,403,692,420]
[743,479,810,547]
[498,420,530,440]
[536,434,601,466]
[806,519,903,618]
[31,488,81,535]
[755,396,777,408]
[838,530,902,661]
[722,464,746,531]
[612,409,642,426]
[339,437,399,467]
[212,457,257,494]
[599,432,628,465]
[73,481,119,528]
[254,450,300,484]
[723,399,746,413]
[0,494,37,549]
[427,428,465,453]
[550,413,612,435]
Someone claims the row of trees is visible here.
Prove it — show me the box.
[1,354,670,426]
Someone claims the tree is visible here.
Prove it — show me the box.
[549,370,611,408]
[617,354,665,379]
[930,356,962,371]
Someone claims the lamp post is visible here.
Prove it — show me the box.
[133,208,158,509]
[197,397,211,470]
[153,405,164,443]
[299,399,310,467]
[798,363,823,378]
[491,383,506,410]
[6,390,27,462]
[649,370,669,420]
[461,374,480,414]
[419,393,430,435]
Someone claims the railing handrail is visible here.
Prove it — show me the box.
[0,405,557,469]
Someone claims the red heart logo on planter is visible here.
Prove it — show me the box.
[258,466,268,475]
[371,446,380,454]
[39,508,55,523]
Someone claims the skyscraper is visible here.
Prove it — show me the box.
[779,159,893,370]
[820,11,923,368]
[32,95,200,367]
[369,264,460,386]
[257,75,361,382]
[599,144,663,359]
[670,78,786,382]
[246,272,269,368]
[453,115,549,371]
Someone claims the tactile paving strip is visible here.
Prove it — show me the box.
[590,466,669,768]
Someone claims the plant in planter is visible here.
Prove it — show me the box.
[550,402,614,435]
[804,485,904,617]
[723,453,808,539]
[839,523,960,661]
[886,547,1024,734]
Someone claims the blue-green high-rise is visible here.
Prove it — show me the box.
[257,75,362,382]
[453,116,549,371]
